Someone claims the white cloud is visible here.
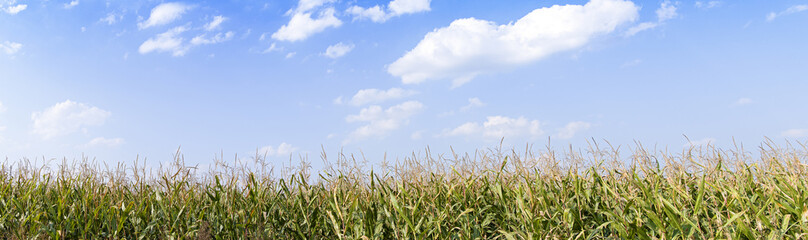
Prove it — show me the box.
[732,97,753,106]
[347,0,431,23]
[767,5,808,22]
[2,3,26,15]
[620,59,642,68]
[139,26,190,56]
[656,1,677,21]
[258,142,298,157]
[84,137,125,148]
[410,130,424,140]
[782,129,808,138]
[554,121,592,140]
[624,1,677,37]
[684,138,715,147]
[204,15,227,31]
[344,101,423,143]
[190,31,234,45]
[262,42,282,54]
[324,42,354,58]
[64,0,79,9]
[624,22,658,37]
[31,100,111,139]
[99,13,121,25]
[388,0,430,16]
[439,97,485,117]
[285,52,296,58]
[388,0,638,87]
[347,5,387,23]
[442,116,543,140]
[138,2,192,29]
[1,41,22,55]
[340,88,417,106]
[695,1,721,9]
[460,97,485,112]
[294,0,336,13]
[272,8,342,42]
[272,0,342,42]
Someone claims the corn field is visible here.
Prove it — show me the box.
[1,141,807,239]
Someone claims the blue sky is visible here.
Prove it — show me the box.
[1,0,807,168]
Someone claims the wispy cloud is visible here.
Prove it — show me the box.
[204,15,228,31]
[64,0,79,9]
[767,5,808,22]
[347,0,431,23]
[324,42,354,59]
[336,88,417,106]
[732,97,753,107]
[258,142,298,157]
[0,41,22,55]
[554,121,592,140]
[624,1,677,37]
[83,137,125,148]
[191,31,234,45]
[782,129,808,138]
[695,1,721,9]
[99,12,123,25]
[138,26,190,56]
[460,98,485,112]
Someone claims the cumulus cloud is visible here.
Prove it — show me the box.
[782,129,808,138]
[344,101,423,143]
[338,88,417,106]
[624,1,677,37]
[139,26,190,56]
[31,100,111,139]
[767,5,808,22]
[2,1,26,15]
[64,0,79,9]
[204,15,227,31]
[554,121,592,140]
[138,2,192,29]
[442,116,543,140]
[258,142,298,157]
[1,41,22,55]
[347,0,430,23]
[272,0,342,42]
[388,0,639,87]
[324,42,354,58]
[84,137,125,148]
[191,31,234,45]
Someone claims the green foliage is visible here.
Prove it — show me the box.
[1,143,807,239]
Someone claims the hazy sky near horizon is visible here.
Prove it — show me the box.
[1,0,807,167]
